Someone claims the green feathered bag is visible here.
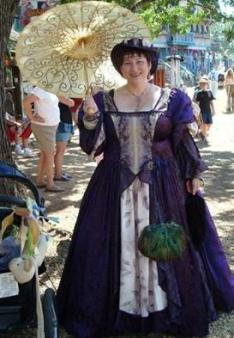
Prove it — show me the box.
[138,222,186,261]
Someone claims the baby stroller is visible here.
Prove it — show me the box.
[0,161,59,338]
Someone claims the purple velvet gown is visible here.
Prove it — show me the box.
[56,88,234,338]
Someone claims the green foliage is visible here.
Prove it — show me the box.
[223,22,234,42]
[58,0,233,40]
[210,21,234,63]
[138,222,186,261]
[140,3,206,36]
[222,0,234,7]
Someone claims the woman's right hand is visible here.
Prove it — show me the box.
[23,94,44,122]
[83,95,98,117]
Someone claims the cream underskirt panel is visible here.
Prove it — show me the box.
[119,177,167,317]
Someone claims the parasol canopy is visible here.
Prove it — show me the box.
[15,1,151,97]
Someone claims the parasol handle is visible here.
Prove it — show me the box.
[83,55,98,116]
[85,84,92,97]
[83,56,90,95]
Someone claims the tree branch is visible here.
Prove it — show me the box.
[130,0,153,11]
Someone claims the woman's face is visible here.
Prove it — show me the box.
[120,53,151,85]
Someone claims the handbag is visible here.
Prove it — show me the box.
[138,222,186,261]
[185,193,207,248]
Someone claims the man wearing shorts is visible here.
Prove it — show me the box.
[54,99,75,181]
[23,86,69,192]
[194,77,215,143]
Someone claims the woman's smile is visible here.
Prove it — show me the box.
[120,53,151,83]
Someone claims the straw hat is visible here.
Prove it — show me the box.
[199,77,209,84]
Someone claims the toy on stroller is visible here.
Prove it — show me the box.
[0,161,59,338]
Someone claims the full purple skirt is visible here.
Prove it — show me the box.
[57,158,234,338]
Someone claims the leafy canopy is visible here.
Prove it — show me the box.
[60,0,234,41]
[211,21,234,63]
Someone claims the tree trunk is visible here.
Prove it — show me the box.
[0,0,20,193]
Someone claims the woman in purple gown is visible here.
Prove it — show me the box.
[57,38,234,338]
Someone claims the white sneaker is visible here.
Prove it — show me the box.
[23,148,34,158]
[15,144,24,155]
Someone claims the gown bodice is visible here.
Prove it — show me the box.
[103,89,173,175]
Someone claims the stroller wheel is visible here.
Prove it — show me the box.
[42,288,59,338]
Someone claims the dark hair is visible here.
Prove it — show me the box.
[111,38,159,76]
[113,49,152,75]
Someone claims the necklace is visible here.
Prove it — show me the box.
[126,84,148,111]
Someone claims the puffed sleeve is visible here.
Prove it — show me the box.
[78,91,106,157]
[167,89,207,180]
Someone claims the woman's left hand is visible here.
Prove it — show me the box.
[186,178,202,195]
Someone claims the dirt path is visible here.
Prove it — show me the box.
[1,87,233,337]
